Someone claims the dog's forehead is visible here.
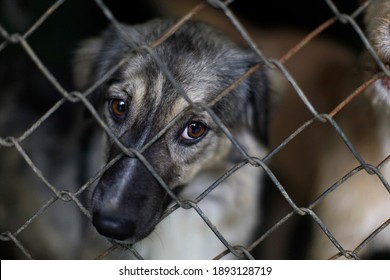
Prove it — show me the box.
[116,55,226,119]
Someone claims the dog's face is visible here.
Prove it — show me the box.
[74,19,269,243]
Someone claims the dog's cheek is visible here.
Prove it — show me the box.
[167,134,231,186]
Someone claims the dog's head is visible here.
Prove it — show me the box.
[74,19,269,243]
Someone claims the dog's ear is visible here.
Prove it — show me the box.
[212,50,273,146]
[72,37,104,93]
[245,65,271,146]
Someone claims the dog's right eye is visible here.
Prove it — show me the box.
[109,98,128,122]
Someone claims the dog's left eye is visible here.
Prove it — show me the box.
[109,98,128,121]
[180,122,208,144]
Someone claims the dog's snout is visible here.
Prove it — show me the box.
[90,156,168,243]
[92,210,136,240]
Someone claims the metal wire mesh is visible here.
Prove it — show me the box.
[0,0,389,260]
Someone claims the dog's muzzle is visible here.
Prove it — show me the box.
[91,156,166,242]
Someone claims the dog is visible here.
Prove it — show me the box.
[265,0,390,258]
[279,0,390,259]
[364,0,390,177]
[356,0,390,258]
[73,18,271,259]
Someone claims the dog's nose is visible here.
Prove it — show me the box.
[92,211,135,241]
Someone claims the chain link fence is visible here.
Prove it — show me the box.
[0,0,389,259]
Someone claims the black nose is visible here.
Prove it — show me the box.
[92,211,136,241]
